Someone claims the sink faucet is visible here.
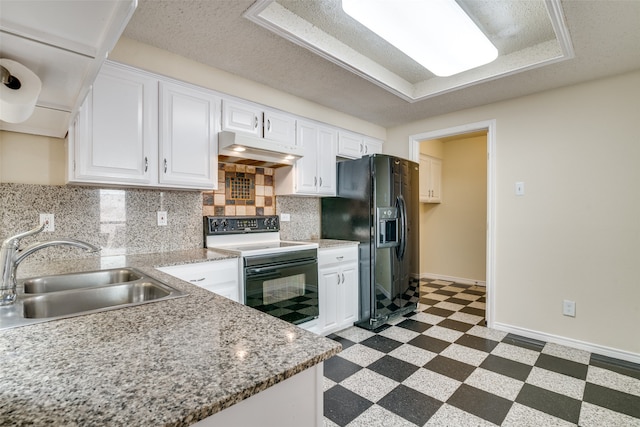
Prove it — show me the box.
[0,224,100,305]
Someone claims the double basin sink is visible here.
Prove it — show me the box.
[0,267,186,330]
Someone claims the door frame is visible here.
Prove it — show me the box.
[408,119,496,327]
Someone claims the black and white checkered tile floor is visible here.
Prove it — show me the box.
[323,279,640,426]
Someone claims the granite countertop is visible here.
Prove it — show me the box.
[0,249,342,426]
[306,239,360,249]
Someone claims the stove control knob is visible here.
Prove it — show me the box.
[221,219,228,229]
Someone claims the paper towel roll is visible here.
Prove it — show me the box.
[0,58,42,123]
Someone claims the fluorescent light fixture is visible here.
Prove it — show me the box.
[342,0,498,77]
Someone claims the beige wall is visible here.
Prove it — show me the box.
[0,131,66,185]
[420,134,486,282]
[387,70,640,356]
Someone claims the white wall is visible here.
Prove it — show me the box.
[386,70,640,359]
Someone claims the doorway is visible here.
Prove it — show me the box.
[409,120,495,327]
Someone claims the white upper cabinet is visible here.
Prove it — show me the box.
[0,0,136,137]
[68,61,218,190]
[419,154,442,203]
[70,63,157,185]
[363,137,383,156]
[222,98,296,145]
[275,119,337,196]
[159,81,218,188]
[337,131,363,159]
[264,108,296,145]
[338,130,383,159]
[221,99,262,137]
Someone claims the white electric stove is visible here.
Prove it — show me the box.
[204,216,319,325]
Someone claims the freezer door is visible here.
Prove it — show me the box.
[371,156,419,323]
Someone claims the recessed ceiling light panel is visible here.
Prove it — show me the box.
[342,0,499,76]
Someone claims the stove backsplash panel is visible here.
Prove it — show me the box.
[202,163,275,217]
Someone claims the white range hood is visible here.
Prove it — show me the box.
[218,131,302,168]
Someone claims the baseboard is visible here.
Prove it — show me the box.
[419,272,486,287]
[493,322,640,365]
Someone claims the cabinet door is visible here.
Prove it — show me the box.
[419,155,430,202]
[319,267,340,333]
[363,137,383,156]
[264,109,296,145]
[295,120,320,194]
[159,81,218,189]
[317,126,337,195]
[419,155,442,203]
[73,63,157,184]
[337,131,363,159]
[221,99,262,136]
[339,265,359,326]
[430,158,442,203]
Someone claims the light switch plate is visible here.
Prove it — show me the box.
[515,181,525,196]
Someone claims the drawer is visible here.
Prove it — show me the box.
[319,246,358,266]
[158,258,238,285]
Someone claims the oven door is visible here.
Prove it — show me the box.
[244,249,319,325]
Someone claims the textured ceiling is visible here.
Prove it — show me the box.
[122,0,640,128]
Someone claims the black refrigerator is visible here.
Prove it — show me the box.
[321,154,420,329]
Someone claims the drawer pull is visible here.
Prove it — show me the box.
[190,277,206,282]
[336,256,344,261]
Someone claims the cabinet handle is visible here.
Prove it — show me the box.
[319,177,322,186]
[337,275,341,285]
[341,273,345,283]
[314,176,317,186]
[164,158,167,173]
[190,277,206,282]
[267,119,271,132]
[364,145,368,154]
[144,156,148,172]
[254,116,259,129]
[336,256,344,261]
[359,143,363,153]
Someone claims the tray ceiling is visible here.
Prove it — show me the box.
[122,0,640,127]
[245,0,573,102]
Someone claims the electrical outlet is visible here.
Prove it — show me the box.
[157,211,168,226]
[39,213,55,232]
[563,300,576,317]
[280,213,291,222]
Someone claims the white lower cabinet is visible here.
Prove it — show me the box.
[317,246,359,336]
[157,258,240,303]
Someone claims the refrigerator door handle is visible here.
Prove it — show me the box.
[396,194,407,260]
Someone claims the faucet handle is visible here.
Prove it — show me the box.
[1,223,45,249]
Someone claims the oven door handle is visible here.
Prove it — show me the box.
[245,258,317,276]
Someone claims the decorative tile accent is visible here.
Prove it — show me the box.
[202,163,274,216]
